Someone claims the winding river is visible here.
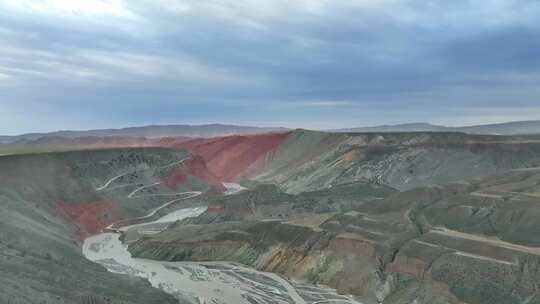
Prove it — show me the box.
[82,183,362,304]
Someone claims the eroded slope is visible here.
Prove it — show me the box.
[0,148,220,304]
[129,169,540,304]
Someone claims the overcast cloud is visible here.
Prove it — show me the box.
[0,0,539,134]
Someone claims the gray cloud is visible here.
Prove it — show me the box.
[0,0,539,134]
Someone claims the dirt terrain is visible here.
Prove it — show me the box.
[2,131,540,303]
[130,168,540,304]
[0,148,220,304]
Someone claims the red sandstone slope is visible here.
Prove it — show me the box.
[1,133,292,183]
[175,132,291,181]
[58,200,120,239]
[162,155,225,191]
[60,155,224,237]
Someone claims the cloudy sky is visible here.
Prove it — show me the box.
[1,0,539,135]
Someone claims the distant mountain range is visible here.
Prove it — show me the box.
[331,120,540,135]
[2,120,540,145]
[0,124,288,144]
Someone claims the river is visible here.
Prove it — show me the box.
[82,183,362,304]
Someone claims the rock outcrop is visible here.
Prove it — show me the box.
[129,168,540,304]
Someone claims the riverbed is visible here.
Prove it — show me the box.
[82,183,362,304]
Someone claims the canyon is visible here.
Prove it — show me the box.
[2,129,540,303]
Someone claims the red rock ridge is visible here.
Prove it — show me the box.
[57,200,119,240]
[162,155,225,191]
[175,132,291,181]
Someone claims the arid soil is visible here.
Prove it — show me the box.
[3,131,540,304]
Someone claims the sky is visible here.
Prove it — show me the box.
[1,0,539,135]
